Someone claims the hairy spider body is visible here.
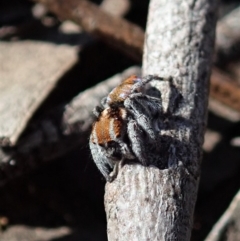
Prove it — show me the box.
[91,108,126,145]
[90,107,135,181]
[91,107,134,160]
[104,75,142,106]
[90,75,166,181]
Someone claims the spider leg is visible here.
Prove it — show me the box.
[108,158,126,182]
[100,96,109,108]
[127,119,149,165]
[124,93,163,142]
[131,75,166,93]
[90,133,135,181]
[89,141,113,180]
[164,80,183,115]
[102,139,134,182]
[92,106,104,118]
[113,139,135,160]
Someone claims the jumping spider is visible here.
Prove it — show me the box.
[90,75,168,181]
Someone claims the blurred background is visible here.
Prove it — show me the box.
[0,0,240,240]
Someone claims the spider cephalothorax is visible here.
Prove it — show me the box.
[90,75,167,181]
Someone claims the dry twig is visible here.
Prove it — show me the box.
[104,0,217,240]
[34,0,144,60]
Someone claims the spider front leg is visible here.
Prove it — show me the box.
[124,93,164,142]
[100,96,108,109]
[130,75,166,93]
[127,119,149,166]
[89,141,114,181]
[105,135,136,181]
[90,129,135,181]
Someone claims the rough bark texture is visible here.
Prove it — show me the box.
[105,0,217,240]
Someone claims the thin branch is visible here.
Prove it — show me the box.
[33,0,144,61]
[105,0,217,240]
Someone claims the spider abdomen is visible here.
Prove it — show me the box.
[106,75,142,106]
[91,107,127,146]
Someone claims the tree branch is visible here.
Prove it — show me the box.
[105,0,217,240]
[33,0,144,61]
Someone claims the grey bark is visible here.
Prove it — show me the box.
[105,0,217,240]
